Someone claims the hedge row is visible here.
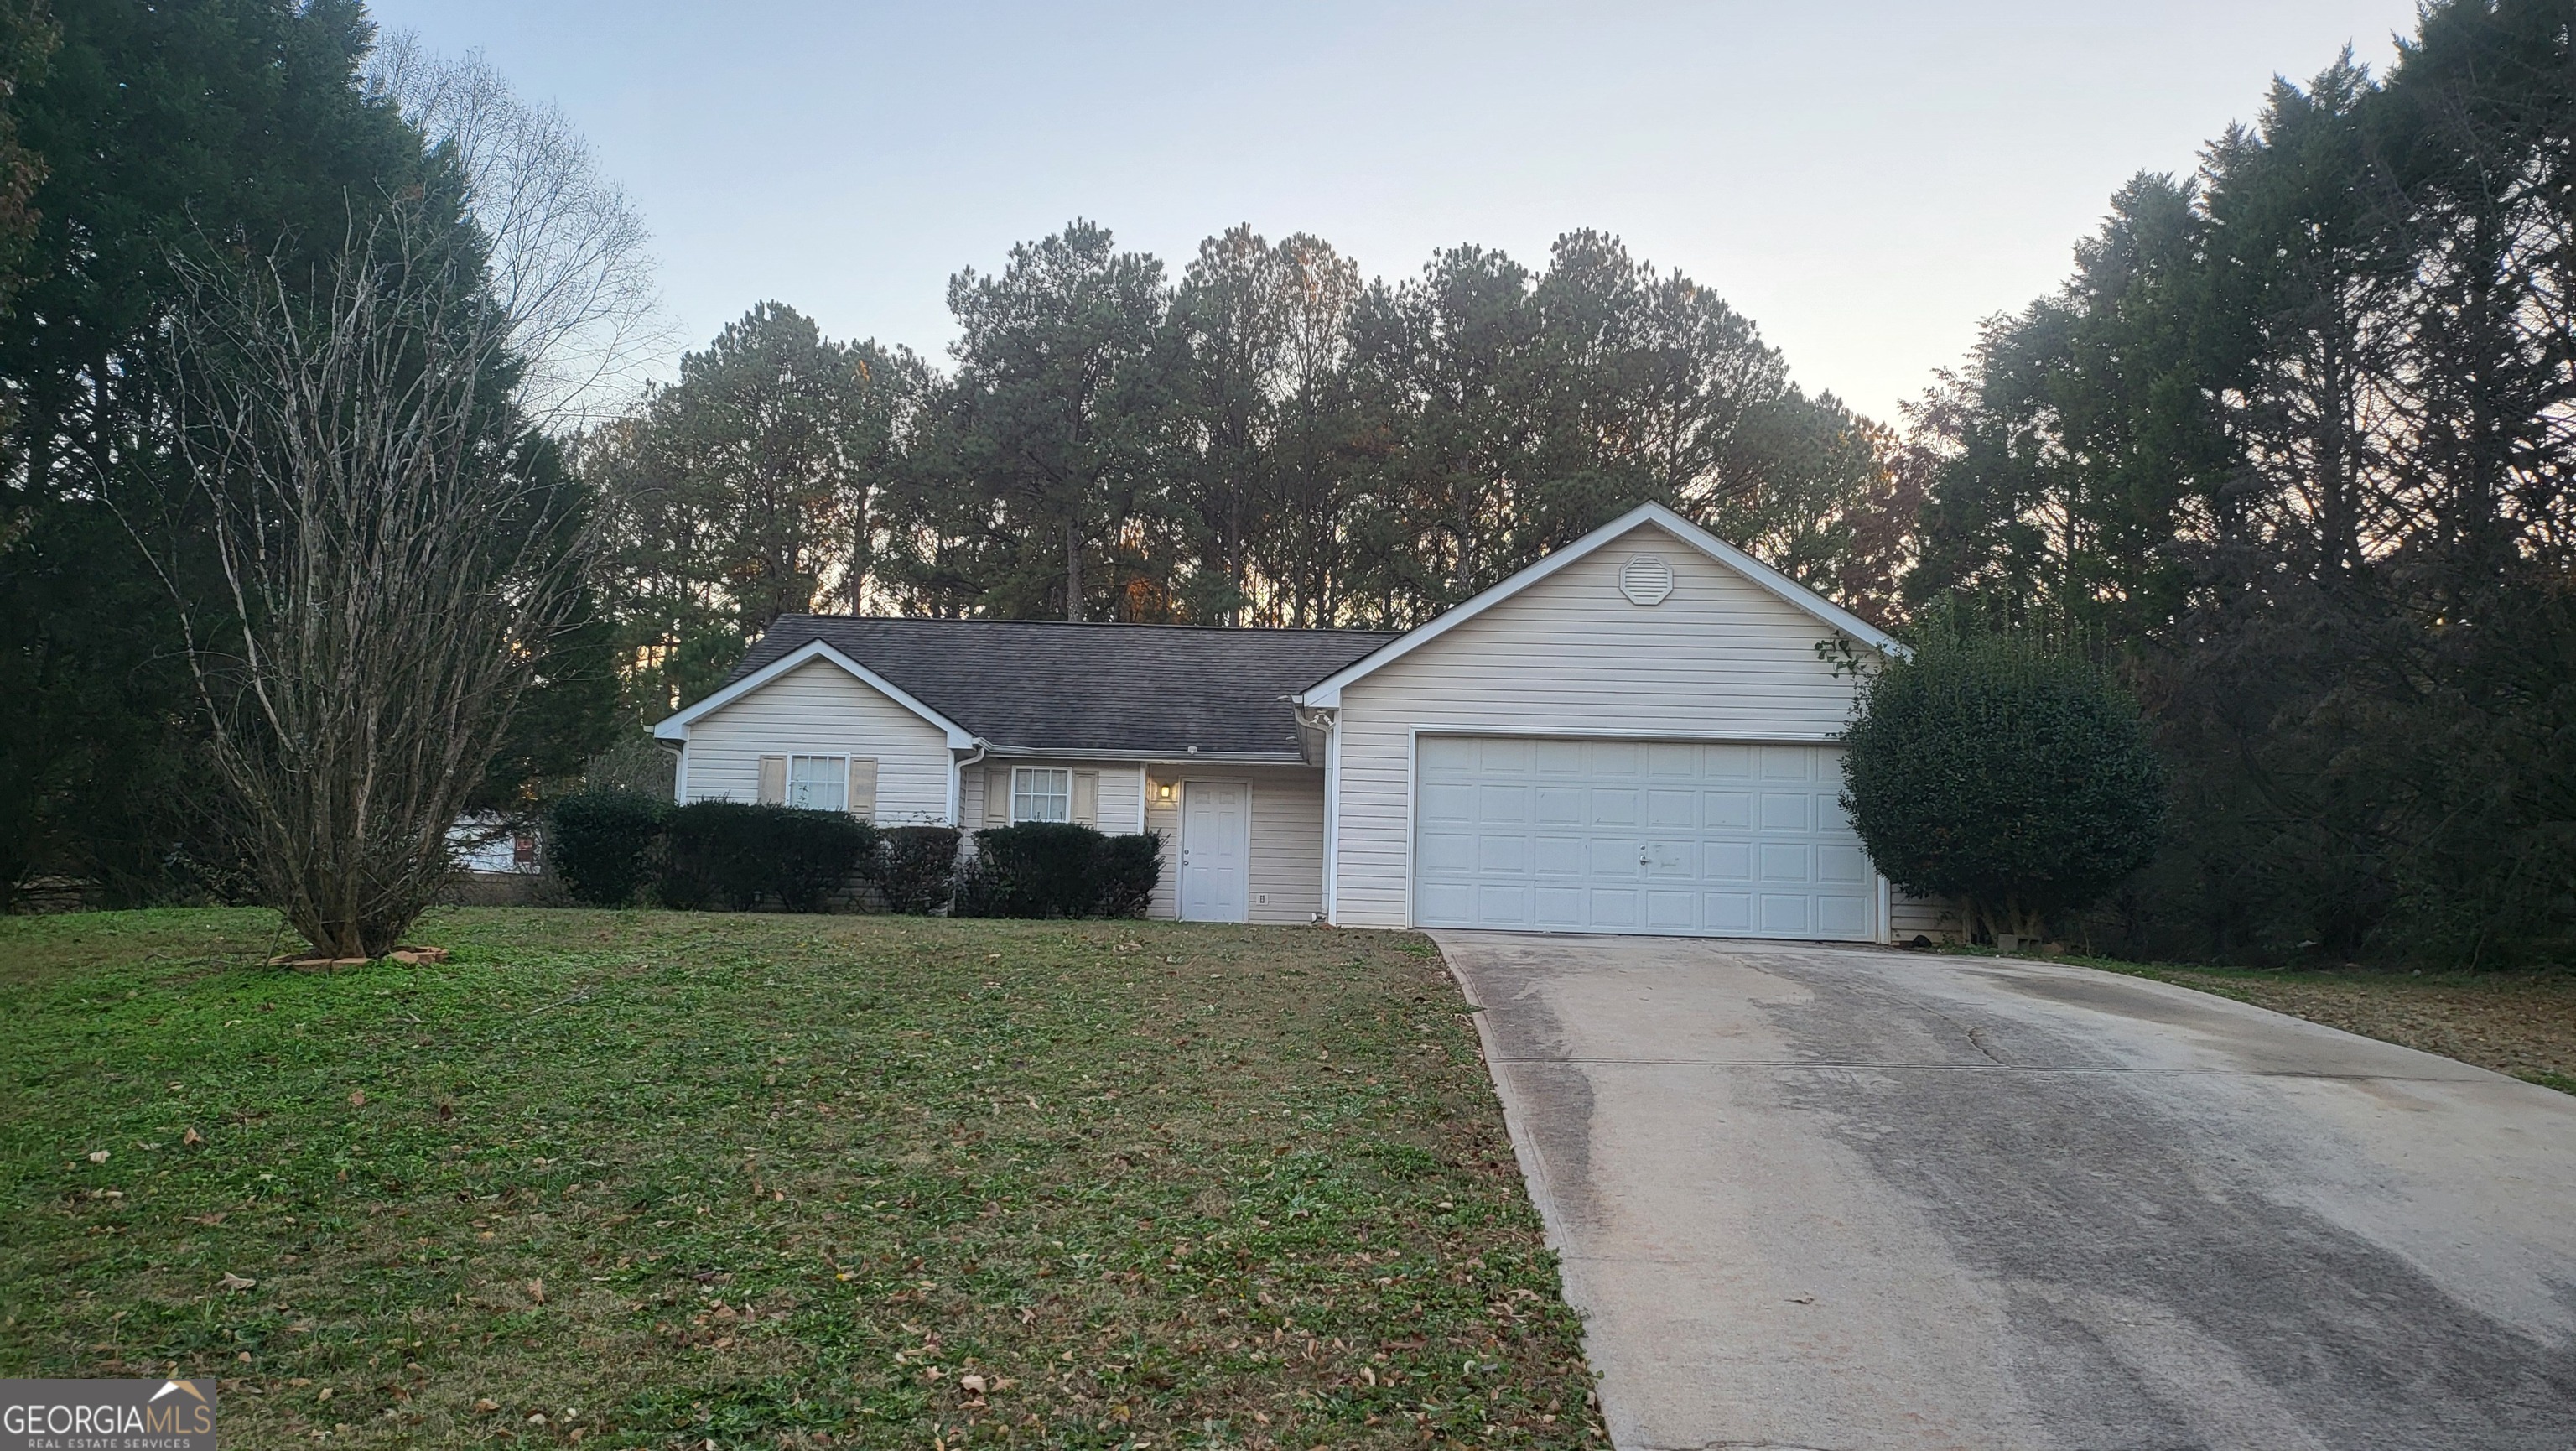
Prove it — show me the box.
[955,822,1161,918]
[543,793,1158,918]
[548,794,891,911]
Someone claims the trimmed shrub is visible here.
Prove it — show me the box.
[956,823,1161,918]
[959,822,1102,918]
[544,790,671,906]
[658,800,880,913]
[1096,831,1161,918]
[872,825,963,914]
[1840,632,2164,943]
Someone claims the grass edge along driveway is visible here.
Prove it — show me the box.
[0,908,1603,1450]
[1955,946,2576,1095]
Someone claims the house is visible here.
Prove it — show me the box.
[449,813,541,876]
[652,502,1946,942]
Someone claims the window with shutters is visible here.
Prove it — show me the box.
[1010,767,1071,824]
[785,754,847,812]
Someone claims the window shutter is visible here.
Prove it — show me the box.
[1072,770,1099,827]
[846,757,878,820]
[984,767,1010,829]
[756,755,787,805]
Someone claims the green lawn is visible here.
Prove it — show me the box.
[1968,947,2576,1095]
[0,908,1599,1449]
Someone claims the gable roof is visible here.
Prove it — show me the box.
[655,616,1394,760]
[652,638,979,749]
[1293,501,1906,708]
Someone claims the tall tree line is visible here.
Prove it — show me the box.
[0,0,641,904]
[1904,0,2576,966]
[592,226,1918,713]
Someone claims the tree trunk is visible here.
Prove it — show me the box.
[1064,519,1083,621]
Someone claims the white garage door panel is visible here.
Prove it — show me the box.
[1415,736,1877,940]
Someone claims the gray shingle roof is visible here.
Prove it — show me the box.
[718,616,1397,759]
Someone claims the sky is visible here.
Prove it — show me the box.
[364,0,2426,424]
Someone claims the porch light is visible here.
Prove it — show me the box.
[1154,779,1176,802]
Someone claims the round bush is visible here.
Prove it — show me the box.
[1095,832,1161,918]
[1840,633,2164,941]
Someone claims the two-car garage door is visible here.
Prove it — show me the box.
[1413,735,1879,940]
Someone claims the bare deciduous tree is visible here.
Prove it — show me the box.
[366,34,668,428]
[144,205,594,957]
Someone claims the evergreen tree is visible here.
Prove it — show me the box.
[0,0,456,899]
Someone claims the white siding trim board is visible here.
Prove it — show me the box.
[1321,715,1342,924]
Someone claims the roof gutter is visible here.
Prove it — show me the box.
[974,744,1311,765]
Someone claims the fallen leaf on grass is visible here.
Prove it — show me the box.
[472,1399,499,1414]
[86,1150,108,1164]
[526,1278,545,1305]
[181,1127,204,1147]
[219,1272,256,1292]
[347,1090,366,1108]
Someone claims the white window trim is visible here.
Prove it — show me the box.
[1010,766,1072,824]
[787,753,849,813]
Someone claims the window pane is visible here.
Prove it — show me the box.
[1012,768,1070,823]
[788,755,846,812]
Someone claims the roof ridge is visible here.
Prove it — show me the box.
[771,614,1398,637]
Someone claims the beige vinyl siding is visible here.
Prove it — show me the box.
[965,762,1147,835]
[679,659,953,823]
[1143,765,1325,924]
[1330,523,1872,929]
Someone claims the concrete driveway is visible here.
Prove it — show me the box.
[1431,932,2576,1451]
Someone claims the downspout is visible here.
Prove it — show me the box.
[1296,705,1339,925]
[951,742,988,828]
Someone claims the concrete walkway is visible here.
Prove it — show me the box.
[1431,932,2576,1451]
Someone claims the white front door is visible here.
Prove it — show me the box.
[1179,780,1250,923]
[1413,736,1878,940]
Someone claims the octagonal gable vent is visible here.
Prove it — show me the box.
[1618,554,1674,606]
